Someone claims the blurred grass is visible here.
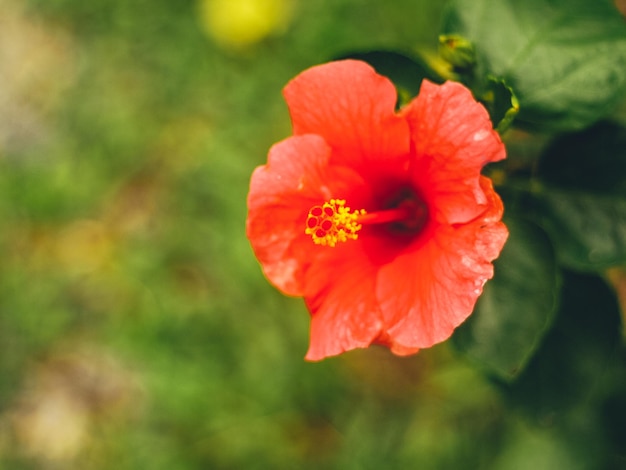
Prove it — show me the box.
[0,0,623,469]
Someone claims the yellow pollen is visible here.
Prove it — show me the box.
[305,199,366,247]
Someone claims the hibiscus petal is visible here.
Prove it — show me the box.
[304,241,384,361]
[404,80,506,225]
[376,177,508,350]
[283,60,410,173]
[247,134,368,295]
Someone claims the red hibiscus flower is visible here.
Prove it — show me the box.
[246,60,508,361]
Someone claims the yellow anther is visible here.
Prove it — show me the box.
[305,199,365,247]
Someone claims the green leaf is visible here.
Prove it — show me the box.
[534,122,626,270]
[442,0,626,131]
[336,50,444,104]
[507,271,626,434]
[481,76,520,133]
[538,121,626,192]
[453,217,560,381]
[534,188,626,270]
[504,271,624,466]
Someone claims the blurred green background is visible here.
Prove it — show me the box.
[0,0,624,468]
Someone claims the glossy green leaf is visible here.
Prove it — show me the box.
[453,217,560,381]
[442,0,626,131]
[534,122,626,270]
[534,188,626,270]
[504,271,624,466]
[538,122,626,192]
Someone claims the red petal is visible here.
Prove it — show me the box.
[247,135,368,295]
[376,177,508,350]
[303,242,384,361]
[403,80,506,225]
[283,60,410,174]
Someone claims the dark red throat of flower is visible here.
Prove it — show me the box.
[305,197,428,247]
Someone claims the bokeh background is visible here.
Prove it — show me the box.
[1,0,624,468]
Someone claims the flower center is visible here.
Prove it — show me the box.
[305,197,427,247]
[305,199,365,247]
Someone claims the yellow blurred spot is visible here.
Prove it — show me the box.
[55,220,113,275]
[8,349,140,463]
[0,0,76,154]
[13,387,88,461]
[199,0,294,48]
